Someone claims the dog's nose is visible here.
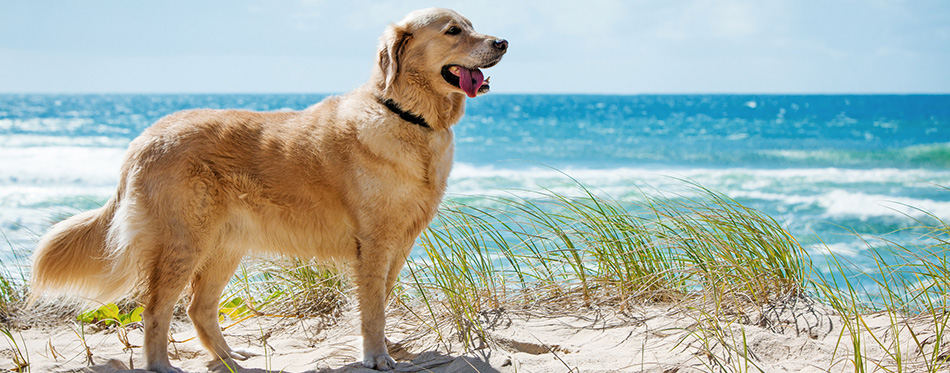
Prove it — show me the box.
[493,39,508,51]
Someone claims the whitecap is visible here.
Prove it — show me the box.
[0,146,124,186]
[806,242,864,258]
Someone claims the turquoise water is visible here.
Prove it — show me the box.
[2,94,949,281]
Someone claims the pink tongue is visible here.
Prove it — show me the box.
[458,67,484,98]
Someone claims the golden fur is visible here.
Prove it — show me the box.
[30,8,506,372]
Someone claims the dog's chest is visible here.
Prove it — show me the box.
[357,129,453,218]
[382,136,452,200]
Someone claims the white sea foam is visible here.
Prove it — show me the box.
[447,163,692,200]
[682,167,950,186]
[449,163,647,185]
[0,146,124,256]
[450,164,950,189]
[0,146,124,186]
[806,242,864,258]
[0,134,131,147]
[0,118,93,132]
[728,188,950,220]
[447,163,950,220]
[819,190,950,219]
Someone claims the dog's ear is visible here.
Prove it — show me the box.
[377,24,412,92]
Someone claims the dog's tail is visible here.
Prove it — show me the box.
[29,195,135,304]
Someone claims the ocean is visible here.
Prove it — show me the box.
[2,94,949,284]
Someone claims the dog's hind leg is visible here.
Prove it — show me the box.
[188,251,256,362]
[142,242,199,373]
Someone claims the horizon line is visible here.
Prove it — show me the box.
[2,91,949,96]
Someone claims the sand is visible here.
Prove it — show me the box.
[6,294,946,373]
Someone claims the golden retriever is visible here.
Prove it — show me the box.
[30,8,506,372]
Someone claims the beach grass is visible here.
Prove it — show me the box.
[809,207,950,372]
[0,230,28,322]
[0,177,948,371]
[0,226,31,372]
[222,258,348,320]
[402,180,808,346]
[396,178,948,371]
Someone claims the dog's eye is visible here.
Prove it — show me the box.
[444,26,461,36]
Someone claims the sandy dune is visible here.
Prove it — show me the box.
[7,293,945,373]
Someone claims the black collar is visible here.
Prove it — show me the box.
[377,96,430,129]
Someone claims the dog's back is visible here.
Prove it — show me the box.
[31,96,361,294]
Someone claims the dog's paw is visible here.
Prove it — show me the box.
[362,354,397,371]
[228,348,259,361]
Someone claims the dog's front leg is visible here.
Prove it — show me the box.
[355,239,398,370]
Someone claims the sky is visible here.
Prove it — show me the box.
[1,0,949,94]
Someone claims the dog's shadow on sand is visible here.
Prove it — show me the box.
[214,352,500,373]
[84,350,503,373]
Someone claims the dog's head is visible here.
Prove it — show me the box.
[376,8,507,98]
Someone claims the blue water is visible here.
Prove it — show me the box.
[2,94,950,284]
[462,95,950,168]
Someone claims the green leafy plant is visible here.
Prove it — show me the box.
[218,297,253,322]
[77,303,143,327]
